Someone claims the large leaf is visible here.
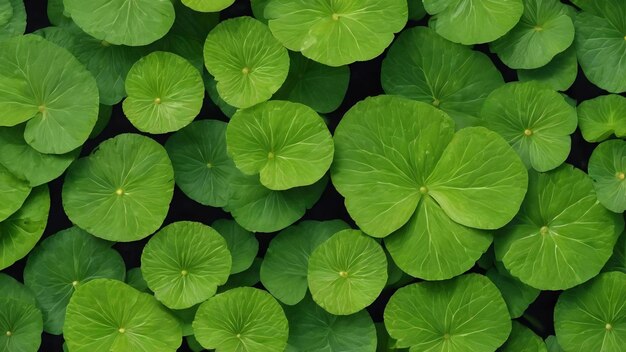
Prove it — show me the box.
[0,164,30,222]
[517,46,578,91]
[23,226,126,335]
[480,82,578,172]
[486,263,540,319]
[554,271,626,352]
[0,273,36,304]
[123,51,204,134]
[193,287,289,352]
[212,219,258,275]
[0,35,99,154]
[64,279,182,352]
[384,273,511,351]
[0,186,49,270]
[491,0,574,69]
[62,134,174,242]
[588,139,626,213]
[260,220,349,305]
[203,17,289,109]
[577,94,626,142]
[182,0,234,12]
[63,0,175,46]
[0,298,43,352]
[141,221,232,309]
[308,229,387,315]
[265,0,407,66]
[382,26,504,128]
[227,100,334,190]
[495,165,624,290]
[423,0,524,45]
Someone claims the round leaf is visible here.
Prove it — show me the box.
[384,273,511,351]
[577,94,626,142]
[23,226,126,334]
[0,298,43,352]
[588,139,626,213]
[0,125,79,187]
[491,0,574,69]
[165,120,239,208]
[382,26,504,129]
[203,16,289,109]
[517,46,578,91]
[494,165,625,290]
[307,229,387,315]
[283,294,377,352]
[193,287,289,352]
[182,0,235,12]
[63,0,175,46]
[500,321,547,352]
[480,82,578,172]
[123,51,204,134]
[423,0,524,45]
[64,279,182,352]
[212,219,258,274]
[141,221,232,309]
[260,220,350,305]
[0,273,36,304]
[62,133,174,242]
[227,100,334,190]
[554,271,626,352]
[0,164,30,222]
[0,185,49,270]
[0,35,99,154]
[265,0,407,67]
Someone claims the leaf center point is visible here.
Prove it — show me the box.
[443,333,450,340]
[236,333,242,338]
[534,25,543,32]
[432,98,440,107]
[338,271,349,278]
[540,226,549,235]
[115,188,124,196]
[617,172,625,181]
[5,331,11,337]
[524,129,533,136]
[606,323,613,331]
[268,151,275,160]
[154,97,162,105]
[419,186,429,194]
[118,327,126,334]
[181,269,189,276]
[101,40,110,47]
[206,162,213,169]
[72,280,79,287]
[242,67,250,75]
[332,13,340,21]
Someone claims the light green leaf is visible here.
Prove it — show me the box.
[0,0,12,26]
[0,298,43,352]
[604,230,625,274]
[486,263,540,319]
[423,0,524,44]
[0,164,30,222]
[495,165,625,290]
[499,321,547,352]
[266,0,407,66]
[588,140,626,213]
[577,94,626,142]
[64,279,182,352]
[0,273,36,304]
[480,82,578,172]
[517,46,578,91]
[227,100,334,190]
[308,229,387,315]
[182,0,234,12]
[62,134,174,242]
[203,16,289,109]
[382,26,504,129]
[64,0,175,46]
[23,226,126,334]
[0,0,25,39]
[218,258,263,292]
[545,336,564,352]
[212,219,258,274]
[125,267,150,293]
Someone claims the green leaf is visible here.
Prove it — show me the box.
[274,52,350,114]
[62,134,174,242]
[588,140,626,213]
[0,298,43,352]
[554,271,626,352]
[89,105,112,139]
[182,0,235,12]
[204,73,237,118]
[545,336,564,352]
[23,226,126,334]
[141,221,232,309]
[0,125,79,187]
[170,0,219,41]
[149,33,205,74]
[408,0,427,21]
[574,1,626,93]
[499,321,547,352]
[384,273,511,351]
[495,165,625,290]
[517,45,578,91]
[125,267,150,293]
[203,17,289,109]
[0,164,30,222]
[266,0,408,66]
[225,172,326,233]
[193,287,289,352]
[260,220,350,305]
[218,257,263,292]
[0,185,49,270]
[0,35,99,154]
[382,26,504,129]
[491,0,574,69]
[486,263,540,319]
[63,0,175,46]
[604,230,625,274]
[169,305,199,337]
[0,273,36,304]
[64,279,182,352]
[0,0,25,39]
[308,229,387,315]
[212,219,258,274]
[251,0,270,23]
[480,82,578,172]
[0,0,12,26]
[283,294,377,352]
[227,100,334,190]
[46,0,71,26]
[123,52,204,134]
[423,0,524,45]
[577,94,626,142]
[165,120,238,208]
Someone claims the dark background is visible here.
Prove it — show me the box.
[3,0,609,350]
